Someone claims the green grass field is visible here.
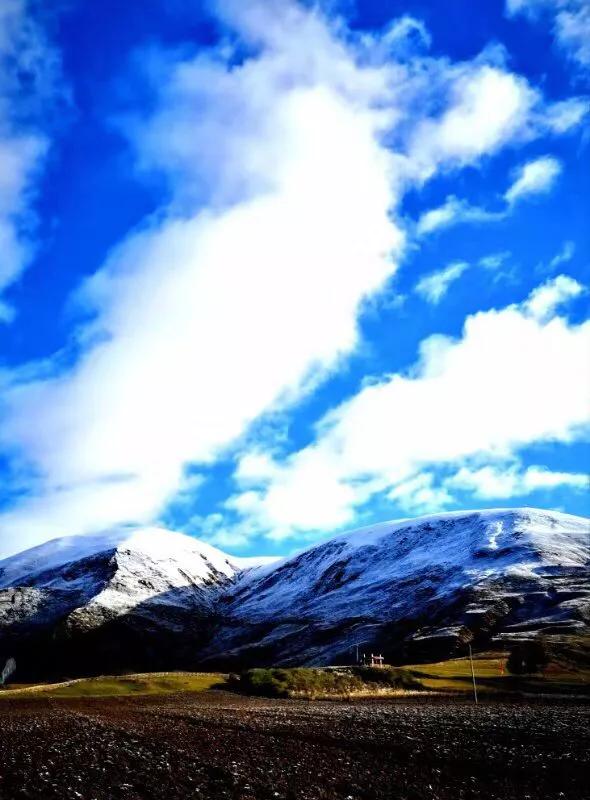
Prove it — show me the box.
[2,647,589,700]
[407,655,505,687]
[406,652,590,695]
[0,672,227,699]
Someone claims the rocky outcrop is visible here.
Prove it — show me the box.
[0,509,588,678]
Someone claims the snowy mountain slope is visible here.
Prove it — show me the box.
[0,508,588,677]
[0,527,240,677]
[204,508,590,666]
[0,526,238,592]
[0,527,239,628]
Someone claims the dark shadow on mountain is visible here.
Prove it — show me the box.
[0,585,221,681]
[1,564,589,681]
[201,566,590,671]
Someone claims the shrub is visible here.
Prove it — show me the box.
[353,665,422,690]
[236,666,421,698]
[240,668,289,697]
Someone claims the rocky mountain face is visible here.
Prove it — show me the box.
[0,528,239,678]
[0,509,588,678]
[206,508,590,667]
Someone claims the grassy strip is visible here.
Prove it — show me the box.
[234,655,590,699]
[406,653,590,695]
[2,650,588,701]
[0,672,227,698]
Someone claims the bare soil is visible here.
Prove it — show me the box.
[0,690,588,800]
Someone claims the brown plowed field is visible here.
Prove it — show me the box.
[0,691,587,799]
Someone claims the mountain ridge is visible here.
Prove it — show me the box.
[0,508,588,678]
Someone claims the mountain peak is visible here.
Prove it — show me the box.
[0,508,588,677]
[0,525,237,591]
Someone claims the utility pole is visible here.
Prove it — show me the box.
[468,644,478,704]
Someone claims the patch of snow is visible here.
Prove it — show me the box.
[0,526,241,627]
[0,508,588,655]
[0,526,237,590]
[224,508,590,626]
[487,520,503,550]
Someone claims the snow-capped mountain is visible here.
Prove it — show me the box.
[0,527,240,677]
[205,508,590,667]
[0,508,588,677]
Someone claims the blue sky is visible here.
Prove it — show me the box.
[0,0,588,558]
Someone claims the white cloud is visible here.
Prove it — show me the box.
[415,197,461,235]
[0,0,406,553]
[379,16,432,55]
[235,452,280,484]
[447,463,588,497]
[416,196,504,236]
[506,0,562,16]
[0,0,587,555]
[556,5,590,67]
[415,261,469,304]
[479,251,511,271]
[525,273,584,320]
[224,275,589,540]
[403,461,587,511]
[478,251,517,284]
[505,155,562,204]
[408,64,538,181]
[405,53,584,179]
[544,98,589,132]
[387,472,454,514]
[548,240,576,271]
[0,0,61,314]
[523,466,588,489]
[416,153,568,238]
[448,465,520,497]
[507,0,590,70]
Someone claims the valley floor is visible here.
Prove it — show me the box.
[0,689,588,800]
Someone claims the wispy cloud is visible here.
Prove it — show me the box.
[387,473,454,514]
[0,0,587,555]
[382,461,587,513]
[0,0,410,552]
[525,273,585,320]
[216,276,589,541]
[0,0,63,319]
[413,256,582,322]
[505,155,562,204]
[478,251,518,284]
[415,196,504,236]
[415,261,469,304]
[478,251,512,271]
[413,253,516,308]
[447,463,588,498]
[556,4,590,69]
[507,0,590,71]
[549,240,576,270]
[416,154,565,238]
